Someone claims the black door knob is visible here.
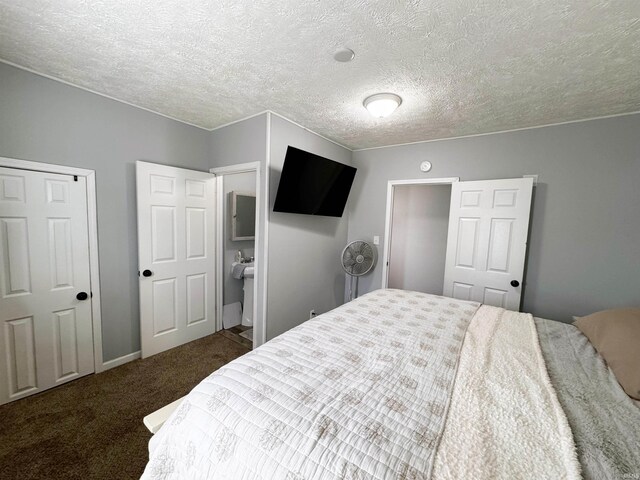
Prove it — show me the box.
[142,270,153,277]
[510,280,520,288]
[76,292,89,301]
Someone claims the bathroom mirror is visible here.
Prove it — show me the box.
[231,191,256,240]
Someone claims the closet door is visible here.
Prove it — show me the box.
[136,161,216,358]
[0,167,94,405]
[443,178,533,311]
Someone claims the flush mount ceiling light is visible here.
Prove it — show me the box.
[363,93,402,118]
[333,48,355,62]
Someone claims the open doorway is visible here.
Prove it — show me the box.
[211,162,262,349]
[382,176,534,311]
[382,178,458,294]
[387,183,452,294]
[221,172,256,347]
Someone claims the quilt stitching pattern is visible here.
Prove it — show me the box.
[143,289,480,480]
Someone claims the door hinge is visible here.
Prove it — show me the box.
[73,175,78,182]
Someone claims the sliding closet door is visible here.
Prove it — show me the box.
[136,161,216,358]
[0,167,94,405]
[443,178,533,311]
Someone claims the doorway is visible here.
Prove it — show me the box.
[210,162,262,349]
[382,177,534,310]
[382,178,458,292]
[221,171,257,348]
[0,157,102,405]
[387,183,452,295]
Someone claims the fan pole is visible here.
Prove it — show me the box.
[354,276,359,299]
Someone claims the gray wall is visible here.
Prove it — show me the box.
[223,171,256,306]
[349,114,640,322]
[210,114,268,169]
[0,63,211,361]
[4,58,637,362]
[210,114,353,340]
[267,115,352,339]
[388,184,451,295]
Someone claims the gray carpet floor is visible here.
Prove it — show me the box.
[0,333,250,480]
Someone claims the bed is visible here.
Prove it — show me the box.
[141,289,640,479]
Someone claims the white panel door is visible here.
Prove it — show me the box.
[136,161,216,358]
[443,178,533,311]
[0,167,93,405]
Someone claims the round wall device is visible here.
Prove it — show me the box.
[420,161,432,172]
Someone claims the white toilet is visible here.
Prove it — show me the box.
[242,264,254,327]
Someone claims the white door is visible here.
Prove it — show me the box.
[136,161,216,358]
[443,178,533,311]
[0,167,94,405]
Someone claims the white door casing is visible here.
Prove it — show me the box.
[0,167,94,405]
[381,178,459,289]
[443,178,534,311]
[210,161,264,348]
[137,161,216,358]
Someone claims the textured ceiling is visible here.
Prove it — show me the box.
[1,1,639,149]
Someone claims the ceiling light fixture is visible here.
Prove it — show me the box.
[363,93,402,118]
[333,48,355,62]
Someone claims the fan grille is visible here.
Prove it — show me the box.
[342,241,375,276]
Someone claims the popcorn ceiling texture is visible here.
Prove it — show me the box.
[0,0,639,149]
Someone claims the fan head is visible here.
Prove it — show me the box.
[341,240,376,276]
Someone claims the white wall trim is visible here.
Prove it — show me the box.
[210,161,260,175]
[0,59,209,131]
[6,58,639,153]
[209,161,264,347]
[208,111,270,133]
[101,350,141,371]
[0,156,105,373]
[0,62,348,151]
[261,113,272,346]
[381,177,459,289]
[385,177,459,187]
[214,175,225,332]
[0,156,94,176]
[352,110,640,152]
[268,111,352,152]
[85,171,104,372]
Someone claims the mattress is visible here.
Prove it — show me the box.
[141,289,639,479]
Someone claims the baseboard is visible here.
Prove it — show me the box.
[101,350,141,372]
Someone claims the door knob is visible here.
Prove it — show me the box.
[510,280,520,288]
[142,269,153,277]
[76,292,89,301]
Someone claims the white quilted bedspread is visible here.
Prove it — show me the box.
[142,290,480,480]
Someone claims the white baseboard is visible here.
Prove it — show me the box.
[101,350,141,372]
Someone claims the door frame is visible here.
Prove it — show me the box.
[381,177,459,289]
[210,162,265,348]
[0,156,104,373]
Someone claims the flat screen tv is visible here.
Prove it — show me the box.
[273,146,357,217]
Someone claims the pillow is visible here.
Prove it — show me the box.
[574,308,640,400]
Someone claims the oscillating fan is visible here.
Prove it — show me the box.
[341,240,376,301]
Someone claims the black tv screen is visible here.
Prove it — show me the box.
[273,146,357,217]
